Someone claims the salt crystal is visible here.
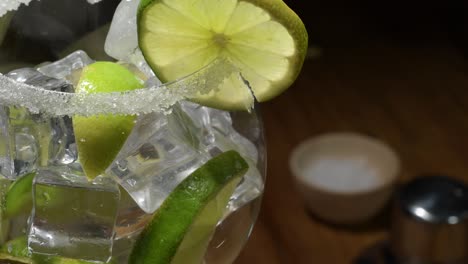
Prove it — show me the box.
[0,59,249,117]
[303,157,382,192]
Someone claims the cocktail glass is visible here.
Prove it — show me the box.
[0,0,265,263]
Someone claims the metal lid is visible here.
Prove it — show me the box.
[398,176,468,224]
[391,176,468,264]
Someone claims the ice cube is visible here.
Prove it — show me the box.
[104,0,155,77]
[112,188,152,262]
[0,107,13,178]
[107,101,264,215]
[0,68,76,179]
[228,109,266,213]
[179,102,265,216]
[8,68,77,167]
[104,0,139,62]
[115,187,152,239]
[29,168,120,262]
[8,67,73,92]
[37,50,94,83]
[107,106,208,213]
[0,176,12,243]
[0,105,42,179]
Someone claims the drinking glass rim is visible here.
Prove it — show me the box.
[0,57,245,117]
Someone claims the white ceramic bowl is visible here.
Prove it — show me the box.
[289,132,400,224]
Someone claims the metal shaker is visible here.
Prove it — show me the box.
[391,176,468,264]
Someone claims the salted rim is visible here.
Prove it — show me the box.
[0,59,244,117]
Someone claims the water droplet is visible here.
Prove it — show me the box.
[80,138,86,142]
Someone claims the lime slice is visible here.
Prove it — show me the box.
[137,0,308,110]
[73,62,144,179]
[4,173,35,218]
[129,150,248,264]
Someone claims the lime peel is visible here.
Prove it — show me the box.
[129,150,249,264]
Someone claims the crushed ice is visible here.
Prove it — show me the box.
[0,59,243,117]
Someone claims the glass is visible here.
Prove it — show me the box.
[0,0,265,263]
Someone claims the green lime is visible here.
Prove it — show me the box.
[129,150,248,264]
[0,236,30,259]
[73,62,144,179]
[137,0,308,110]
[4,173,35,218]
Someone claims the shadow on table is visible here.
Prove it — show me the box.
[353,241,396,264]
[305,199,392,233]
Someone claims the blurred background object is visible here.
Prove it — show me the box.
[391,176,468,264]
[284,0,468,57]
[234,0,468,263]
[290,133,400,224]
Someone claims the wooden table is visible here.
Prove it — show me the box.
[234,33,468,263]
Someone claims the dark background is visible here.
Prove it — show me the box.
[285,0,468,56]
[235,1,468,263]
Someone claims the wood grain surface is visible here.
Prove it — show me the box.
[233,24,468,263]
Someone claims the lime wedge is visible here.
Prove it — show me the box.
[4,173,35,218]
[137,0,308,110]
[73,62,144,179]
[129,150,248,264]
